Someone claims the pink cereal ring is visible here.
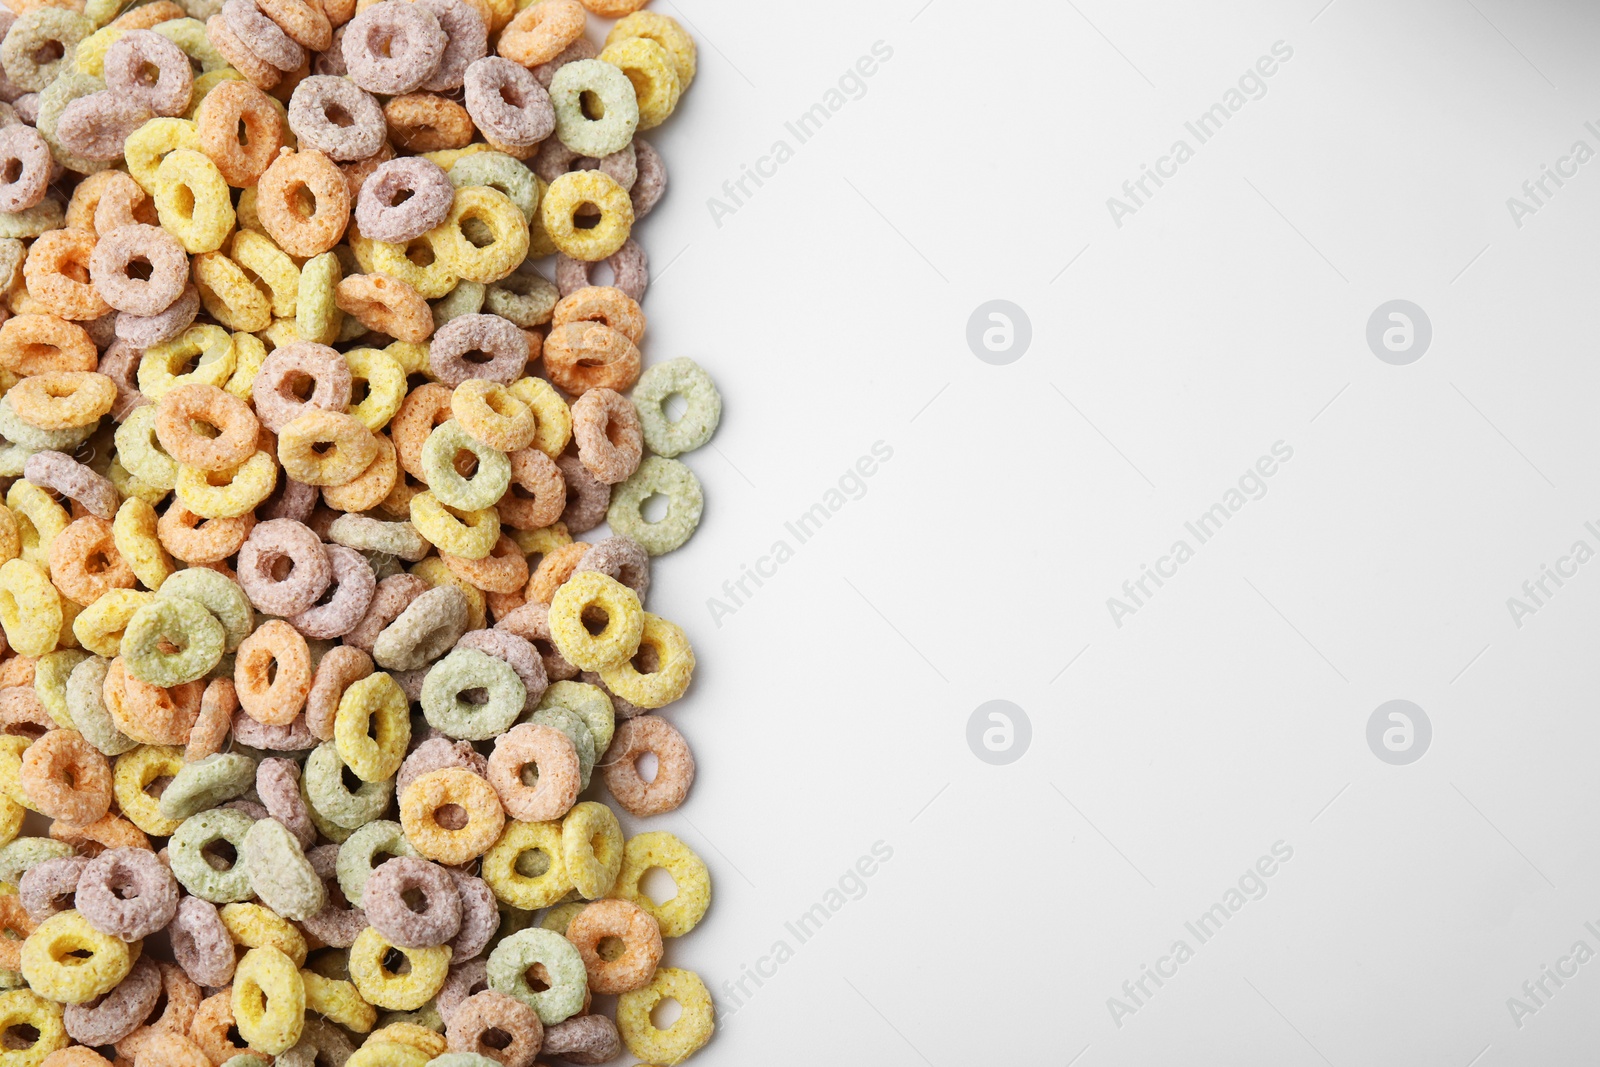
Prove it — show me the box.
[287,75,386,161]
[427,313,528,386]
[487,722,579,821]
[89,224,189,317]
[354,156,454,243]
[416,0,486,93]
[104,29,195,116]
[252,341,353,433]
[306,644,374,741]
[223,0,306,72]
[25,450,119,519]
[570,386,642,485]
[257,756,316,849]
[170,895,236,987]
[236,518,333,616]
[601,713,694,816]
[555,240,648,302]
[463,56,552,148]
[0,124,48,212]
[342,0,447,95]
[55,93,155,163]
[114,284,199,349]
[288,542,375,639]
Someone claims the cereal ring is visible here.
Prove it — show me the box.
[236,519,331,617]
[537,679,612,752]
[332,670,407,782]
[539,169,633,263]
[157,506,253,566]
[442,534,528,597]
[232,945,305,1055]
[304,739,392,830]
[103,660,203,747]
[398,766,503,865]
[0,126,49,214]
[448,151,538,222]
[335,273,433,345]
[85,225,186,319]
[485,723,575,822]
[154,149,235,254]
[462,57,550,149]
[256,149,350,256]
[341,0,445,95]
[328,514,428,564]
[494,0,581,68]
[409,493,499,561]
[114,284,200,349]
[23,452,116,523]
[334,820,415,907]
[295,250,343,344]
[20,728,111,825]
[74,847,178,941]
[278,409,379,486]
[21,909,132,1004]
[157,751,255,821]
[122,1030,208,1067]
[287,75,384,162]
[109,745,180,836]
[167,895,234,988]
[606,456,701,556]
[484,927,584,1025]
[565,898,658,994]
[597,35,677,130]
[347,927,449,1011]
[369,582,466,671]
[495,600,577,684]
[543,458,602,539]
[548,59,637,158]
[104,29,193,115]
[540,1014,620,1066]
[396,737,486,797]
[554,240,646,302]
[426,314,527,387]
[256,0,330,49]
[485,266,558,328]
[300,969,374,1035]
[428,186,528,284]
[0,989,65,1062]
[252,341,352,434]
[302,646,370,742]
[492,449,564,533]
[20,856,88,924]
[62,954,160,1046]
[223,0,304,71]
[48,517,135,606]
[546,570,641,673]
[606,11,694,90]
[122,596,226,686]
[443,990,541,1067]
[0,315,96,377]
[155,567,254,652]
[630,358,719,463]
[25,229,111,322]
[568,387,640,486]
[448,381,532,454]
[601,714,691,817]
[420,420,511,512]
[197,80,284,187]
[153,384,258,474]
[420,647,524,740]
[167,807,255,902]
[287,544,373,640]
[616,967,712,1065]
[299,843,365,948]
[415,0,484,92]
[241,816,323,921]
[2,8,93,93]
[363,857,460,948]
[384,92,473,153]
[529,34,595,88]
[205,13,283,91]
[479,818,566,910]
[234,618,311,724]
[560,800,622,900]
[609,830,706,938]
[0,559,61,658]
[541,323,638,398]
[172,442,273,516]
[254,757,313,847]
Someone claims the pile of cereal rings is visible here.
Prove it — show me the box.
[0,0,724,1062]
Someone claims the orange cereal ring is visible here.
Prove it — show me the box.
[528,540,587,605]
[206,13,283,91]
[183,992,248,1066]
[155,505,255,564]
[0,894,35,970]
[7,371,116,430]
[49,517,135,605]
[256,0,332,50]
[321,431,398,513]
[552,285,644,343]
[443,534,528,595]
[399,766,505,865]
[496,0,584,67]
[234,619,311,726]
[541,321,640,395]
[20,727,111,826]
[0,314,96,374]
[103,658,203,746]
[155,384,261,472]
[0,684,54,738]
[256,149,351,256]
[496,448,566,531]
[186,677,236,762]
[112,1,187,29]
[335,273,432,344]
[50,812,150,854]
[23,229,111,322]
[66,171,152,235]
[197,80,285,188]
[391,382,453,481]
[384,93,474,153]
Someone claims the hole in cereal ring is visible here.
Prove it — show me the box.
[340,765,363,793]
[311,440,336,456]
[579,91,604,120]
[634,751,658,783]
[461,349,492,365]
[4,1023,40,1048]
[29,41,63,65]
[640,493,668,523]
[146,775,173,800]
[269,556,295,582]
[126,258,154,281]
[0,159,20,183]
[573,205,600,230]
[172,184,196,220]
[513,848,548,878]
[382,947,412,975]
[325,103,355,128]
[226,1024,246,1047]
[650,997,682,1030]
[236,118,250,146]
[144,986,168,1026]
[292,184,318,219]
[517,763,539,788]
[581,606,609,635]
[662,393,688,423]
[285,371,316,400]
[202,841,238,871]
[462,217,494,248]
[632,642,659,676]
[523,962,550,992]
[639,866,677,906]
[401,887,429,913]
[482,1028,512,1050]
[459,687,488,706]
[112,880,139,900]
[435,802,467,830]
[596,935,624,962]
[404,239,434,267]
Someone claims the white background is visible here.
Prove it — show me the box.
[623,0,1600,1062]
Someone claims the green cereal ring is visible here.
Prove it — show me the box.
[169,807,255,902]
[300,772,353,844]
[605,456,702,556]
[486,927,586,1025]
[0,395,94,452]
[548,60,637,159]
[0,199,64,239]
[335,820,416,905]
[431,281,485,332]
[377,1003,443,1033]
[123,595,226,685]
[304,740,393,830]
[528,705,594,790]
[535,680,613,755]
[538,900,585,935]
[157,567,255,652]
[35,649,89,729]
[484,268,558,328]
[153,17,229,72]
[2,8,94,92]
[420,421,511,511]
[448,152,538,222]
[113,403,179,490]
[0,446,33,479]
[632,358,720,458]
[158,752,257,820]
[296,251,343,346]
[243,816,325,922]
[0,839,73,885]
[67,656,138,756]
[421,648,525,741]
[35,70,112,176]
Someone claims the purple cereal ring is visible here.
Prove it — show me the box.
[225,797,270,820]
[288,543,375,639]
[416,0,485,92]
[543,1014,622,1065]
[631,136,665,220]
[573,534,649,600]
[223,0,305,71]
[257,475,319,522]
[0,124,49,213]
[397,736,488,796]
[345,572,430,653]
[354,156,453,243]
[463,56,552,148]
[448,869,496,961]
[314,24,348,75]
[257,756,315,849]
[237,518,333,616]
[436,957,488,1022]
[75,847,180,941]
[287,75,385,162]
[427,313,528,386]
[11,95,37,126]
[90,223,189,317]
[393,666,429,703]
[555,239,647,302]
[341,0,447,95]
[104,30,194,117]
[456,628,546,712]
[230,707,318,750]
[114,283,199,349]
[252,341,352,433]
[64,954,162,1046]
[556,453,610,535]
[25,451,119,520]
[535,135,634,190]
[531,35,596,88]
[98,340,147,422]
[362,856,461,947]
[495,600,578,683]
[55,92,155,163]
[170,894,236,987]
[300,843,367,948]
[19,854,89,923]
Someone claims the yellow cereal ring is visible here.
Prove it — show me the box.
[124,117,202,194]
[560,800,623,900]
[155,150,236,254]
[347,1043,429,1067]
[192,252,272,333]
[333,671,409,783]
[385,340,429,377]
[108,459,169,508]
[409,556,485,634]
[527,176,556,258]
[409,492,499,560]
[347,927,449,1011]
[301,970,375,1034]
[232,946,305,1055]
[606,10,696,89]
[540,170,632,263]
[225,331,268,401]
[219,902,308,966]
[397,767,502,866]
[481,819,571,910]
[366,1022,445,1058]
[548,571,643,672]
[0,737,37,814]
[6,483,67,570]
[33,650,85,729]
[0,791,23,850]
[597,612,694,710]
[0,988,65,1065]
[173,450,277,519]
[296,251,343,345]
[73,24,128,75]
[343,348,406,430]
[230,229,299,319]
[506,376,570,460]
[609,831,708,938]
[236,184,264,234]
[617,967,713,1065]
[112,745,184,836]
[429,186,529,284]
[112,498,174,592]
[507,522,570,558]
[20,910,132,1004]
[360,230,457,300]
[0,560,60,658]
[138,324,236,398]
[0,505,21,566]
[598,36,681,130]
[73,589,156,656]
